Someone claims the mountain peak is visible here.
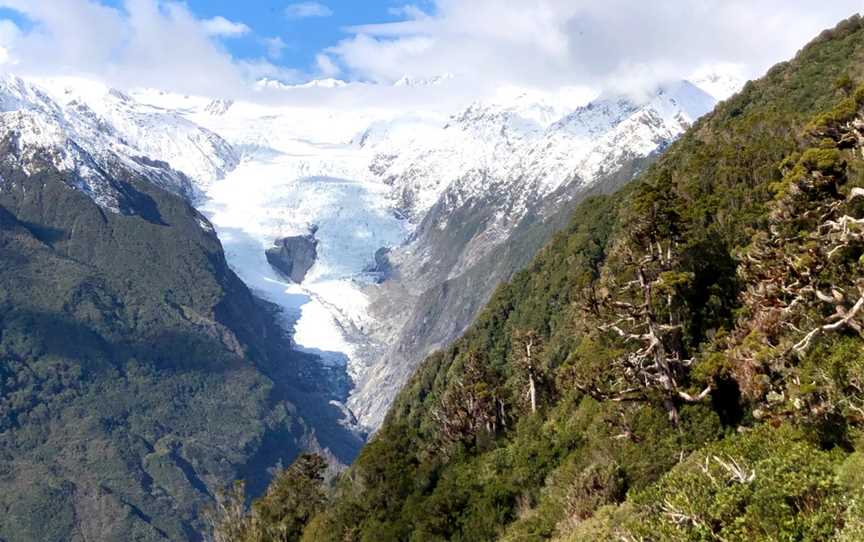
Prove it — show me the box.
[654,79,717,121]
[688,64,748,101]
[255,77,349,91]
[393,74,455,87]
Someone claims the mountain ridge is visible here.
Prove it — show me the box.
[351,79,720,428]
[0,83,362,540]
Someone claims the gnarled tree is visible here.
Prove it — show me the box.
[729,91,864,412]
[204,454,328,542]
[595,244,709,425]
[205,481,254,542]
[576,180,710,426]
[431,351,504,451]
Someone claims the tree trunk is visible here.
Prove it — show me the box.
[663,396,680,427]
[529,373,537,414]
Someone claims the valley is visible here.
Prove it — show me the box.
[0,3,861,541]
[126,76,732,432]
[0,71,736,458]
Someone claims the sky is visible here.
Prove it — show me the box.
[0,0,861,105]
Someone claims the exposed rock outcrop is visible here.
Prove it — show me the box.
[266,226,319,283]
[363,246,392,283]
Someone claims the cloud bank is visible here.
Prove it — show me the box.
[0,0,859,103]
[323,0,864,93]
[0,0,285,96]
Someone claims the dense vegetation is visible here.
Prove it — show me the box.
[208,454,329,542]
[218,16,864,542]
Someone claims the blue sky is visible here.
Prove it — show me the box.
[164,1,413,74]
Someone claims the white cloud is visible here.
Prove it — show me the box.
[0,0,128,74]
[263,36,287,60]
[239,58,303,83]
[315,53,340,77]
[327,0,864,93]
[285,2,333,19]
[0,0,272,96]
[201,15,250,38]
[0,19,21,65]
[386,4,429,19]
[0,18,21,43]
[0,0,859,110]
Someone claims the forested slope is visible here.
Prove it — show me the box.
[234,15,864,542]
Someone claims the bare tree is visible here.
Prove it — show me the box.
[203,481,254,542]
[512,329,545,414]
[739,187,864,346]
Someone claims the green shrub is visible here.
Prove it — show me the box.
[628,425,846,541]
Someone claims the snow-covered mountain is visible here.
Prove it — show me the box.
[0,74,239,216]
[347,80,719,428]
[367,80,713,247]
[0,71,742,432]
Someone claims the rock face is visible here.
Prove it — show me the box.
[266,228,319,283]
[364,247,392,283]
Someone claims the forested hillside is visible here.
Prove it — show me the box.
[222,15,864,542]
[0,148,361,540]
